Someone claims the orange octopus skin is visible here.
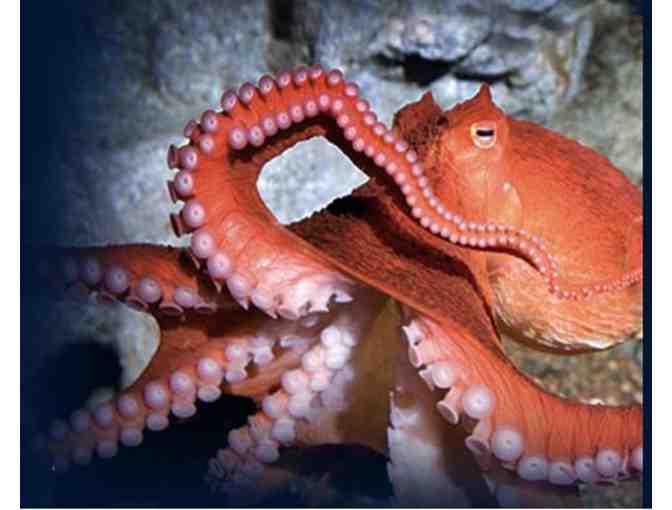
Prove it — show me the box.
[424,86,643,352]
[37,66,643,504]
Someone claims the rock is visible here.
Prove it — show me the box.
[287,0,595,121]
[548,0,643,184]
[66,0,269,148]
[258,138,367,225]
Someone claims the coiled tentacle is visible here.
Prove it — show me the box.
[399,307,643,487]
[40,244,232,318]
[165,65,640,302]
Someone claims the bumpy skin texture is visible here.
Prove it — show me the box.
[41,66,643,505]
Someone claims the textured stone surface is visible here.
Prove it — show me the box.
[289,0,595,122]
[258,139,367,224]
[27,295,159,389]
[548,1,643,184]
[66,0,269,148]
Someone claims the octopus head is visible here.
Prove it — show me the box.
[440,84,510,165]
[432,84,513,220]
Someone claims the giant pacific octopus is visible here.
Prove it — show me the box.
[40,65,643,505]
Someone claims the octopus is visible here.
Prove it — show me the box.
[38,65,643,507]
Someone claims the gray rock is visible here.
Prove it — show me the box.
[43,135,181,246]
[258,138,367,225]
[508,0,559,11]
[548,1,643,184]
[380,3,492,62]
[68,0,269,148]
[25,295,158,389]
[289,0,595,121]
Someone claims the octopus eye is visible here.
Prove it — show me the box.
[471,122,497,149]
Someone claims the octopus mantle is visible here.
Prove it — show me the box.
[38,66,643,506]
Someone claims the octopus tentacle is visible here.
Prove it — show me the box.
[167,66,364,318]
[34,63,643,506]
[167,65,639,304]
[42,244,231,318]
[207,287,386,494]
[280,97,641,351]
[44,283,382,474]
[389,333,583,507]
[43,306,315,470]
[400,307,643,487]
[387,326,487,507]
[481,464,583,508]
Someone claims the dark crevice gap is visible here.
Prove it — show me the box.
[373,53,513,88]
[269,0,295,41]
[373,53,454,87]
